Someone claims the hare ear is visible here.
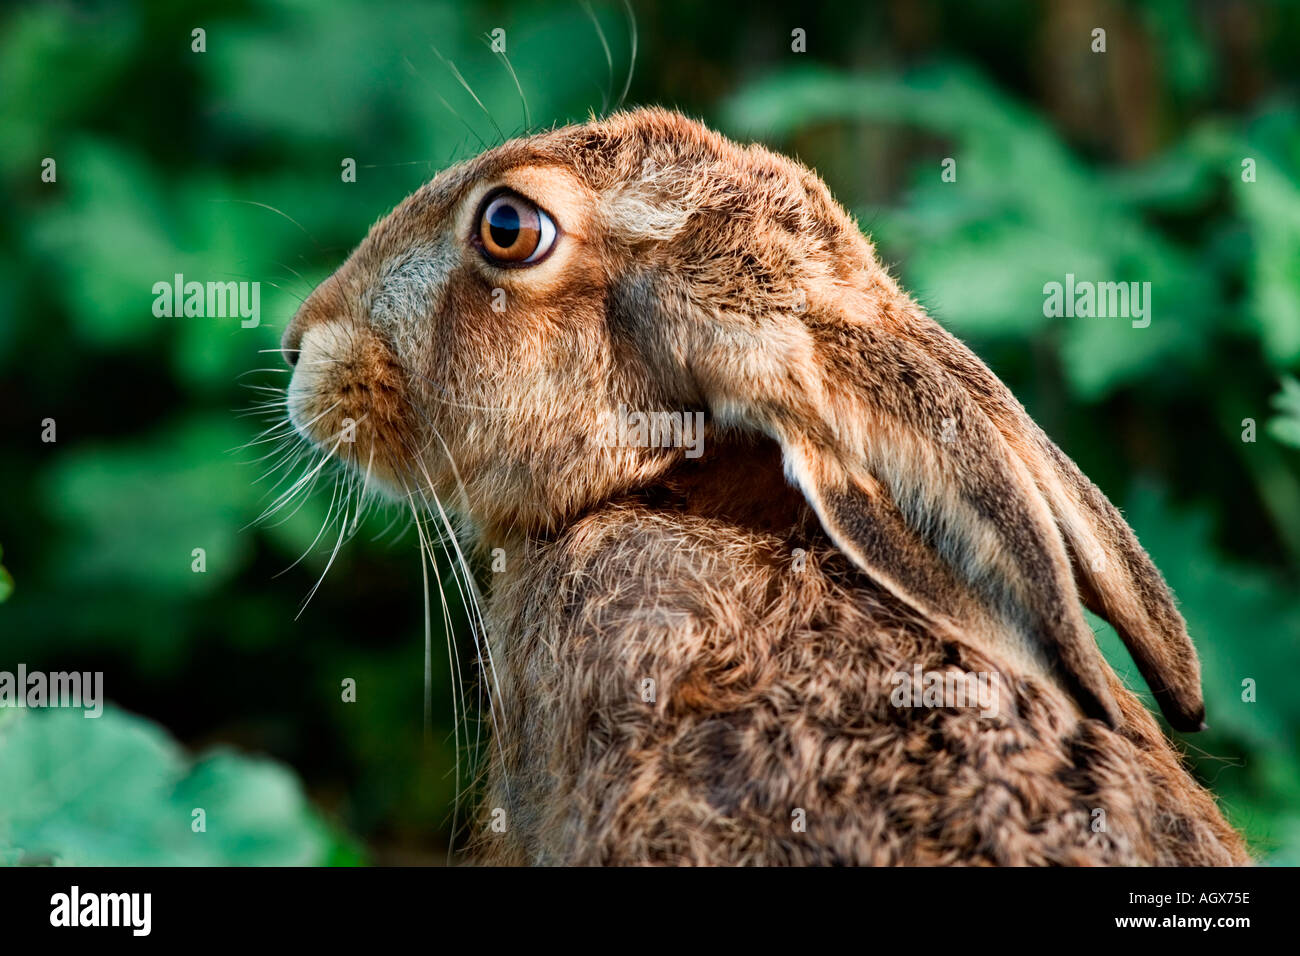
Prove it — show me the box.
[881,313,1207,732]
[754,314,1126,727]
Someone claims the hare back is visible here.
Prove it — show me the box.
[474,489,1246,867]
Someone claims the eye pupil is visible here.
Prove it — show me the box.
[488,203,521,248]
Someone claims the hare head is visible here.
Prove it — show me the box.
[281,108,1206,734]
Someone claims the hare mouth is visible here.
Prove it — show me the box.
[286,319,413,496]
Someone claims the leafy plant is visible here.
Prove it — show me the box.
[1269,376,1300,448]
[0,543,12,604]
[0,706,350,866]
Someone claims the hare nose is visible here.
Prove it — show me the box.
[280,322,302,366]
[282,273,345,367]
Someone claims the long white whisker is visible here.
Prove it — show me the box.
[490,39,531,132]
[209,198,324,251]
[432,45,505,143]
[274,473,344,578]
[582,0,614,114]
[412,454,509,807]
[247,432,344,529]
[407,494,466,859]
[295,487,350,620]
[616,0,637,110]
[403,55,489,151]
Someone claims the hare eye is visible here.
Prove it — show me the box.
[477,191,557,265]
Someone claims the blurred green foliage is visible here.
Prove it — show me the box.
[0,707,354,865]
[0,544,13,603]
[0,0,1297,863]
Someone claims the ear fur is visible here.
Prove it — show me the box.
[764,312,1124,727]
[876,308,1207,731]
[691,281,1204,730]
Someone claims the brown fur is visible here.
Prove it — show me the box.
[280,108,1249,865]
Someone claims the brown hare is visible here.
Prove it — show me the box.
[279,108,1249,865]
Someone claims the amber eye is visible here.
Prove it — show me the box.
[477,190,557,264]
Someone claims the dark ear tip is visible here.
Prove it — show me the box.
[1150,687,1206,732]
[1166,710,1208,733]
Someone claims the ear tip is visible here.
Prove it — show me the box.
[1153,689,1207,732]
[1166,706,1208,733]
[1092,697,1206,733]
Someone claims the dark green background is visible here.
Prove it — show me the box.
[1,0,1297,864]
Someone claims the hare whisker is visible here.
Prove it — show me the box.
[261,458,330,529]
[407,495,466,856]
[250,432,344,527]
[369,508,411,543]
[254,445,323,526]
[295,490,351,620]
[275,472,345,579]
[615,0,637,110]
[489,37,531,133]
[581,1,614,115]
[412,452,509,801]
[403,55,489,152]
[431,45,505,144]
[209,198,324,252]
[243,436,301,470]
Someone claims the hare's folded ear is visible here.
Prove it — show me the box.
[752,314,1123,727]
[881,313,1206,731]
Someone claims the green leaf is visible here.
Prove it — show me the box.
[1268,376,1300,449]
[0,706,333,865]
[1236,158,1300,364]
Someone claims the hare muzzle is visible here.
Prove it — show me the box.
[284,312,411,492]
